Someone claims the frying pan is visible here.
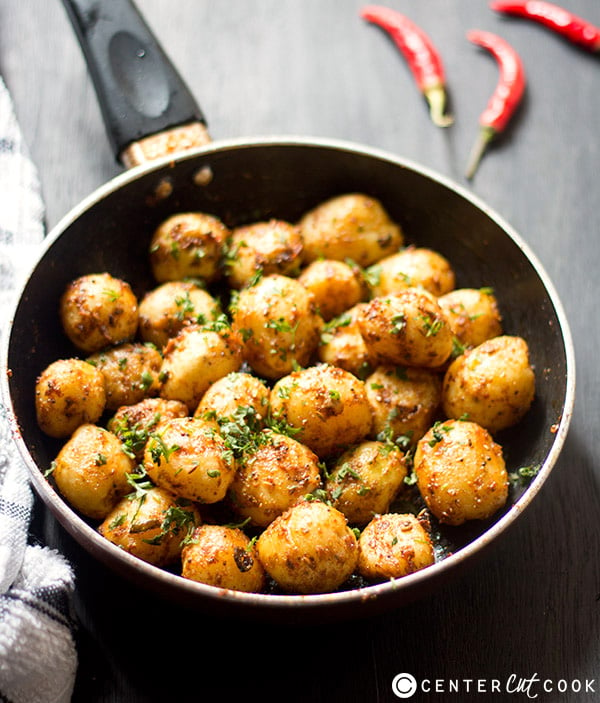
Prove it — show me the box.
[1,0,575,623]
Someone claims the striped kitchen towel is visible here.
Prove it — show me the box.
[0,75,78,703]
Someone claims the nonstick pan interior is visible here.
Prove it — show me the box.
[3,137,574,620]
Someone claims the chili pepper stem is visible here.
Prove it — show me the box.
[424,85,454,127]
[465,126,496,179]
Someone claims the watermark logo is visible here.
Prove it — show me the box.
[391,673,418,699]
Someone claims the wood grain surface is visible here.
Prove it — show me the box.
[2,1,599,701]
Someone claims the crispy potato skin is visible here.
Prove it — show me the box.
[52,423,134,520]
[365,365,442,446]
[231,274,322,380]
[414,419,509,526]
[369,246,455,298]
[357,290,453,368]
[270,364,373,457]
[226,219,304,289]
[357,513,435,581]
[228,429,322,527]
[326,441,408,525]
[138,281,221,349]
[35,358,106,438]
[159,325,243,412]
[149,212,229,284]
[299,193,403,267]
[87,342,163,411]
[144,417,236,504]
[298,259,367,322]
[99,487,201,567]
[438,288,503,350]
[181,525,266,593]
[256,500,358,594]
[60,273,139,354]
[442,335,535,433]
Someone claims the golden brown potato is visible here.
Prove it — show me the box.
[269,364,373,457]
[256,500,359,594]
[298,259,367,321]
[231,274,322,379]
[87,342,163,411]
[357,290,453,368]
[144,416,236,504]
[368,246,455,298]
[365,365,442,446]
[35,358,106,438]
[226,219,303,289]
[60,272,139,353]
[194,371,270,425]
[159,322,243,412]
[318,303,374,379]
[414,419,509,525]
[438,287,503,350]
[442,335,535,433]
[357,513,435,581]
[325,441,408,525]
[138,281,222,349]
[52,423,135,520]
[99,486,201,567]
[149,212,229,284]
[181,525,266,593]
[299,193,403,267]
[228,429,322,527]
[107,397,189,461]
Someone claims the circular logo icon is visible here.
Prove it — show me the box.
[392,673,418,699]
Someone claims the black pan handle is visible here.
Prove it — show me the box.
[61,0,207,163]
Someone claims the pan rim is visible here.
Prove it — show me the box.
[0,134,576,614]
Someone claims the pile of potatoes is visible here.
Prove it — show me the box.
[35,192,536,595]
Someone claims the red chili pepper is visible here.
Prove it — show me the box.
[490,0,600,52]
[360,5,453,127]
[465,30,526,179]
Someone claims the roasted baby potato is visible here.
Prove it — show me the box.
[149,212,229,284]
[99,486,201,566]
[107,397,189,462]
[181,525,266,593]
[159,322,243,412]
[325,440,408,525]
[144,417,236,504]
[194,371,270,425]
[256,500,358,594]
[414,419,509,525]
[299,193,403,267]
[269,364,373,457]
[318,303,374,379]
[138,281,222,349]
[438,287,503,350]
[35,358,106,438]
[87,342,162,411]
[442,335,535,433]
[226,219,303,289]
[357,513,435,581]
[368,246,455,298]
[228,429,322,527]
[60,272,139,354]
[298,258,367,321]
[357,290,453,368]
[231,274,322,379]
[365,365,442,446]
[52,423,135,520]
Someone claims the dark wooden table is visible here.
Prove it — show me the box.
[2,1,599,701]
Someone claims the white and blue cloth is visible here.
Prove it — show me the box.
[0,76,77,703]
